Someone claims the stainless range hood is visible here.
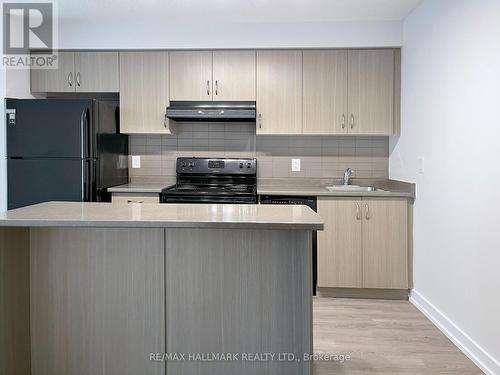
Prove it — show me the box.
[166,101,256,122]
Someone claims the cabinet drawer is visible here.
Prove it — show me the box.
[111,193,160,204]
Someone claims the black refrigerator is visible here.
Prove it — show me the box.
[6,98,128,209]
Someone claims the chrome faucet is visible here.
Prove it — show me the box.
[343,168,354,185]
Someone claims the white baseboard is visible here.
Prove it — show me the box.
[410,289,500,375]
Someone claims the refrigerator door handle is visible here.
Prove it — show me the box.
[80,108,90,158]
[81,160,85,201]
[88,107,94,159]
[80,109,86,158]
[81,159,94,202]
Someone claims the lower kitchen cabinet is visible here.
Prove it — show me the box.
[111,192,160,203]
[362,199,408,289]
[317,197,409,290]
[317,198,362,288]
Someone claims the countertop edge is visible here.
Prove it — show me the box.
[107,182,175,193]
[0,219,323,231]
[257,188,414,199]
[108,188,162,193]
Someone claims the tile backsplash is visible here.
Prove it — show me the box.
[128,122,388,183]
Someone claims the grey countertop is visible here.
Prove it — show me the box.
[108,178,415,199]
[107,179,175,193]
[0,201,324,230]
[258,178,415,199]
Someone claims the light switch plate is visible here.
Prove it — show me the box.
[418,157,424,174]
[132,155,141,169]
[291,158,301,172]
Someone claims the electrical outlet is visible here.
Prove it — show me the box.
[132,155,141,169]
[291,158,301,172]
[418,157,424,174]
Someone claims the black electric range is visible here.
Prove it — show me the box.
[160,157,257,204]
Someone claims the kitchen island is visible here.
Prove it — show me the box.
[0,202,323,375]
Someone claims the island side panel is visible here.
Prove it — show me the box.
[0,227,31,375]
[30,227,165,375]
[165,228,312,375]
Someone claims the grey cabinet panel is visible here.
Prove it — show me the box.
[30,228,165,375]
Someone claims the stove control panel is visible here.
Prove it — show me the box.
[177,157,257,175]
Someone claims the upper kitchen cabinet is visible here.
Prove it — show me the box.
[31,52,75,93]
[256,50,302,134]
[303,50,348,135]
[30,51,119,93]
[302,48,397,136]
[212,50,256,101]
[348,49,395,135]
[73,52,119,92]
[169,50,256,101]
[119,51,170,134]
[169,51,213,101]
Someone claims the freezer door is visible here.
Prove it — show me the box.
[7,159,89,209]
[6,98,93,158]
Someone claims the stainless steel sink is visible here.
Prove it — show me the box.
[324,185,385,192]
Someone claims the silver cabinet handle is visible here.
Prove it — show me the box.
[127,200,144,203]
[215,80,218,95]
[341,114,346,129]
[350,114,354,129]
[68,72,73,87]
[76,72,81,87]
[356,203,361,220]
[365,204,370,220]
[164,113,168,128]
[206,80,210,95]
[258,113,262,129]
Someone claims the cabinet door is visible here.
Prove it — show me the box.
[362,199,408,289]
[303,50,348,134]
[74,51,119,92]
[30,51,75,93]
[213,50,256,101]
[30,228,165,375]
[119,51,170,134]
[169,51,213,100]
[256,50,302,134]
[348,49,394,135]
[317,198,362,288]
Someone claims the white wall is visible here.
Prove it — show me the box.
[390,0,500,373]
[6,69,33,99]
[58,20,402,49]
[0,11,6,212]
[0,69,5,213]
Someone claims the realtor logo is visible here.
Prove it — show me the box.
[2,1,58,69]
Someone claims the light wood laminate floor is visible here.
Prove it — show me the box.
[312,298,483,374]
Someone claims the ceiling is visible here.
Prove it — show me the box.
[56,0,423,23]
